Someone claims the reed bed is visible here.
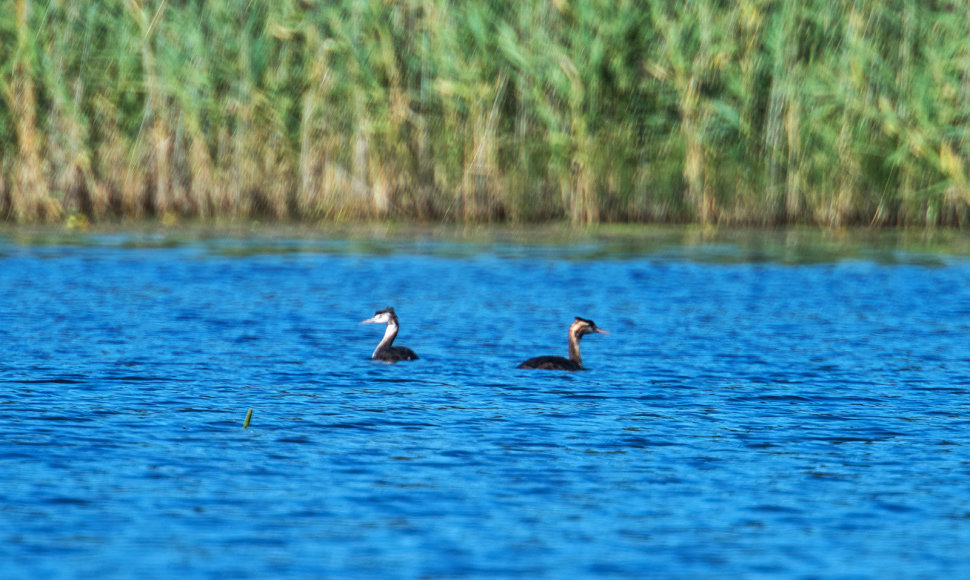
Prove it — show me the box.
[1,0,969,226]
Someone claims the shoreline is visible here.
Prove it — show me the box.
[3,220,970,261]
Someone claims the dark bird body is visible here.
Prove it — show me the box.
[361,307,418,362]
[517,355,583,371]
[517,317,608,371]
[373,344,419,362]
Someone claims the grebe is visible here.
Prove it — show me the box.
[517,316,608,371]
[361,307,419,362]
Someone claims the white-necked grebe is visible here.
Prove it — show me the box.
[517,316,608,371]
[361,307,419,362]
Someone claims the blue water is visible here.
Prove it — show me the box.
[2,229,970,578]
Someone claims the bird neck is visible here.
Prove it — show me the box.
[373,322,399,356]
[568,331,583,367]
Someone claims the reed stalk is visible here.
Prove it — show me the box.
[2,0,969,227]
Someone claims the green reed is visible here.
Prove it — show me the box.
[1,0,969,226]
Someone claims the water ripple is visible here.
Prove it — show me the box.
[1,234,970,578]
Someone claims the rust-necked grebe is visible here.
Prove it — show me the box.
[361,307,419,362]
[517,316,608,371]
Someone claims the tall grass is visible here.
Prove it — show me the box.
[1,0,969,226]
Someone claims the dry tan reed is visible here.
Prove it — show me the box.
[1,1,969,227]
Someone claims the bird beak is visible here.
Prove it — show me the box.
[361,317,378,325]
[595,328,610,334]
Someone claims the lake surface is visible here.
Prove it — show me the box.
[2,227,970,578]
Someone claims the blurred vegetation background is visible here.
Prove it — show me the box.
[1,0,969,226]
